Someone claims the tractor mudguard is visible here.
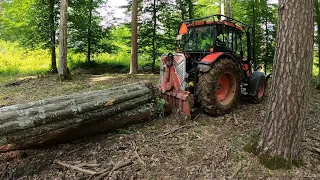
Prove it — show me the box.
[197,52,237,73]
[247,71,266,96]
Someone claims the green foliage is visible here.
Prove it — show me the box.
[0,40,157,76]
[116,126,137,134]
[0,40,51,76]
[69,0,104,55]
[243,130,259,154]
[100,25,131,53]
[259,155,303,170]
[154,97,167,116]
[243,130,304,170]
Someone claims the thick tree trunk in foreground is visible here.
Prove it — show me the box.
[49,0,57,73]
[130,0,139,74]
[255,0,314,169]
[0,82,155,152]
[58,0,71,80]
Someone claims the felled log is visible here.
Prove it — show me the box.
[0,82,156,152]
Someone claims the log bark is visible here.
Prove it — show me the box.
[0,82,155,152]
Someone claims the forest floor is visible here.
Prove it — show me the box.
[0,69,320,180]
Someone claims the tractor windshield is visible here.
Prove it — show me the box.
[181,25,215,52]
[179,23,243,53]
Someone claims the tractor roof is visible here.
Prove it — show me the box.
[182,14,248,32]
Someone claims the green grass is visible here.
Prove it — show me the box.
[0,40,51,76]
[313,56,319,77]
[0,40,160,78]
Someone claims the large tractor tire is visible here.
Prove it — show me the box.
[249,74,267,104]
[196,58,240,116]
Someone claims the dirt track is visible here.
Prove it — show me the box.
[0,73,319,179]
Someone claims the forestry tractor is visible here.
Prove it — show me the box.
[159,14,266,116]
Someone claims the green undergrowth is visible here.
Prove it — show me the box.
[116,126,137,134]
[154,97,167,116]
[0,40,160,77]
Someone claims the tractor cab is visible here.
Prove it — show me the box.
[159,15,266,117]
[176,15,254,75]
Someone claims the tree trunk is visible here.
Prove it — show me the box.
[0,82,156,152]
[58,0,71,80]
[316,0,320,89]
[49,0,57,73]
[130,0,139,74]
[220,0,224,15]
[264,0,268,74]
[87,0,93,64]
[179,0,186,20]
[252,0,256,68]
[254,0,314,169]
[151,0,157,73]
[225,0,232,17]
[186,0,193,19]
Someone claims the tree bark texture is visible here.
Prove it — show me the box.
[152,0,157,73]
[225,0,232,17]
[87,0,93,64]
[130,0,139,74]
[179,0,186,20]
[256,0,314,169]
[49,0,57,73]
[316,0,320,88]
[220,0,224,16]
[187,0,193,19]
[58,0,71,80]
[0,82,155,152]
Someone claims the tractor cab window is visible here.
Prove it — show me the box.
[182,25,214,52]
[215,24,242,53]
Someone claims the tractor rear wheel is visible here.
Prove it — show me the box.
[196,58,240,116]
[250,75,267,104]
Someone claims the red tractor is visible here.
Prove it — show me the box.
[159,15,266,116]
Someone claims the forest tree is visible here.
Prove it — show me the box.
[249,0,314,169]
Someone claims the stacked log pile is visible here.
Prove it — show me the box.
[0,82,156,152]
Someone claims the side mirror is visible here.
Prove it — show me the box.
[179,23,188,35]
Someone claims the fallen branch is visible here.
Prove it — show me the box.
[0,163,8,180]
[230,161,243,179]
[54,160,97,175]
[192,114,201,121]
[76,163,101,168]
[134,150,146,168]
[94,159,134,180]
[233,114,239,126]
[312,147,320,154]
[161,124,195,137]
[87,166,112,180]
